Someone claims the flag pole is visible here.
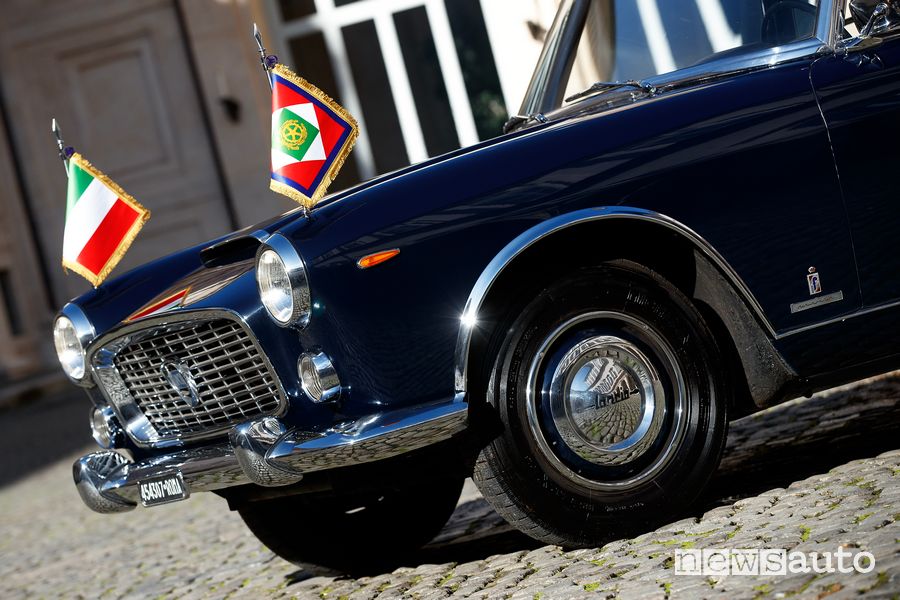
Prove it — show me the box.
[51,118,73,177]
[253,23,275,90]
[252,23,309,219]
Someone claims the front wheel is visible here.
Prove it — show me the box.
[473,261,728,546]
[239,474,464,573]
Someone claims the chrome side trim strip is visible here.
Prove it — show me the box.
[453,207,777,394]
[777,296,900,338]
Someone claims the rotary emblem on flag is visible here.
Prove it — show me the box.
[270,64,358,209]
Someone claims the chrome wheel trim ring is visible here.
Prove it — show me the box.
[525,311,687,492]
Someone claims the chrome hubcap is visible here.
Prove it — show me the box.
[552,336,661,463]
[526,312,685,491]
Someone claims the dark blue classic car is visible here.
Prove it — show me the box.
[55,0,900,571]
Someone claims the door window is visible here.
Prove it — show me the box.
[564,0,820,103]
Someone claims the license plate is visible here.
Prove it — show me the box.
[138,472,189,507]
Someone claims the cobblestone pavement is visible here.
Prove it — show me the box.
[1,375,899,599]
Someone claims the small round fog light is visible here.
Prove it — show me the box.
[298,352,341,403]
[90,405,123,449]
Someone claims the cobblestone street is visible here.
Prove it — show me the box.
[1,375,899,599]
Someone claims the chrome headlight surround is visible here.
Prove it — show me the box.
[53,303,95,384]
[255,233,311,328]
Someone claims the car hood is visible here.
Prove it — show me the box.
[67,116,548,332]
[67,75,731,335]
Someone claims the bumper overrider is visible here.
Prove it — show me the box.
[74,400,467,513]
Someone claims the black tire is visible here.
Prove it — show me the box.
[473,261,728,547]
[238,474,464,574]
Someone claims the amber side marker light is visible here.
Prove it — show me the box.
[357,248,401,269]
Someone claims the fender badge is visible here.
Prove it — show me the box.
[791,291,843,314]
[807,266,822,296]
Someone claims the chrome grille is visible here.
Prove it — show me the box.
[112,318,282,441]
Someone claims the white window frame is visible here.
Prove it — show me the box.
[264,0,481,179]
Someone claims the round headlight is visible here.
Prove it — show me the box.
[257,249,293,323]
[256,234,310,327]
[53,315,85,380]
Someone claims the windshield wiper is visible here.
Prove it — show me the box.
[565,79,657,103]
[503,112,550,133]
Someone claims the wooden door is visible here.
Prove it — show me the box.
[0,113,45,380]
[0,0,236,305]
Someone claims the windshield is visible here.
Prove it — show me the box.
[562,0,819,104]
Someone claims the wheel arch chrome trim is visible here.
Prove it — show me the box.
[453,207,776,395]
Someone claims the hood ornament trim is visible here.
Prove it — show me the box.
[161,360,201,407]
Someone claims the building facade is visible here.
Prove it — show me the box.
[0,0,552,386]
[0,0,750,385]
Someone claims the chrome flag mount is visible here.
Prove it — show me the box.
[52,119,150,287]
[253,24,359,211]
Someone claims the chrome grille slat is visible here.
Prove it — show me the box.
[109,317,282,442]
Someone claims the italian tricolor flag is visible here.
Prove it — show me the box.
[62,153,149,287]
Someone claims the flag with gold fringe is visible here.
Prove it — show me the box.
[268,63,358,209]
[62,152,150,287]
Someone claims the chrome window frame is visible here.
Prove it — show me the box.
[87,309,288,449]
[519,0,588,118]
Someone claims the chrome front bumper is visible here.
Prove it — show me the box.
[74,400,468,513]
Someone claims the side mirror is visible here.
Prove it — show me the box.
[838,1,894,55]
[859,2,890,37]
[838,34,885,55]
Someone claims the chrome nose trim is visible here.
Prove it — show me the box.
[73,451,136,513]
[73,444,250,513]
[235,399,468,488]
[73,398,469,511]
[268,400,467,474]
[230,417,302,487]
